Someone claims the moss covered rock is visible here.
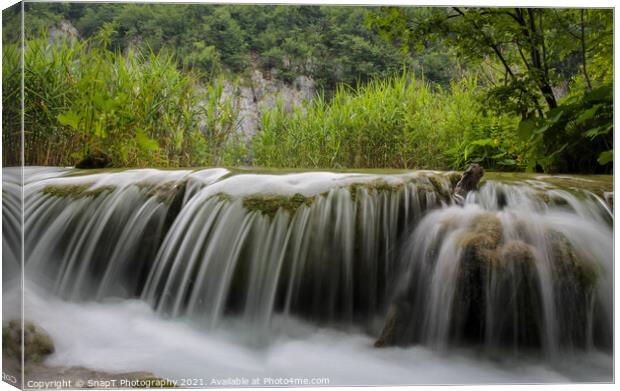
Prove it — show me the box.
[547,230,600,291]
[426,175,451,200]
[135,180,186,204]
[2,320,55,363]
[499,240,536,268]
[243,193,315,218]
[495,240,543,347]
[452,213,503,342]
[41,184,116,199]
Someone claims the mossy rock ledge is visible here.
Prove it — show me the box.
[41,183,116,199]
[242,193,316,218]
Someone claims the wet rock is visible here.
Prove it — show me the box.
[426,175,451,200]
[499,240,536,267]
[75,151,112,169]
[242,193,315,218]
[454,235,498,342]
[471,213,502,245]
[374,301,411,348]
[545,230,602,347]
[547,230,599,291]
[2,320,55,363]
[495,241,543,347]
[447,171,463,188]
[41,183,116,199]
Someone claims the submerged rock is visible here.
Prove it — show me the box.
[2,320,55,363]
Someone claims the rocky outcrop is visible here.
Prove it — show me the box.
[221,69,315,141]
[375,208,604,349]
[48,20,79,44]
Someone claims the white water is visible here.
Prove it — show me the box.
[4,284,611,385]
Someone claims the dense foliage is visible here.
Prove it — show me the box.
[2,32,242,167]
[254,73,518,170]
[369,7,613,173]
[8,2,447,89]
[1,4,613,173]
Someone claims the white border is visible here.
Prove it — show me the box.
[0,1,617,391]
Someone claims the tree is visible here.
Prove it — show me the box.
[369,7,613,173]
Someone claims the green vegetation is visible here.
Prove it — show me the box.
[243,193,315,218]
[253,73,518,170]
[368,7,613,173]
[3,31,242,167]
[1,4,613,174]
[41,183,116,199]
[8,3,418,89]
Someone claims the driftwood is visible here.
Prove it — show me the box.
[452,163,484,204]
[374,164,485,348]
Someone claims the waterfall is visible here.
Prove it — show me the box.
[390,182,612,357]
[3,167,613,361]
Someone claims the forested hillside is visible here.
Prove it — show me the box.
[7,3,448,89]
[2,3,613,173]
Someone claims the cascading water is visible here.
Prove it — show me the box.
[386,182,612,358]
[2,167,613,384]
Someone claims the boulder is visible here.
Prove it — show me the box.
[75,151,111,169]
[2,320,55,363]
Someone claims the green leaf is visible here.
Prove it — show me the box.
[470,138,494,146]
[135,130,160,152]
[585,84,612,103]
[498,159,517,166]
[546,108,564,124]
[597,150,613,165]
[575,105,600,125]
[517,119,538,141]
[57,111,81,130]
[583,125,611,139]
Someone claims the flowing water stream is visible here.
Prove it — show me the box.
[2,167,614,385]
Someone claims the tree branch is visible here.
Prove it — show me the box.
[580,9,593,91]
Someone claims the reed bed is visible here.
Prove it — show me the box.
[3,33,239,167]
[253,73,519,170]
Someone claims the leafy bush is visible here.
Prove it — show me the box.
[517,83,612,173]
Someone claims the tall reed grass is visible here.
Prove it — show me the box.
[2,31,240,167]
[3,34,520,170]
[253,73,519,170]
